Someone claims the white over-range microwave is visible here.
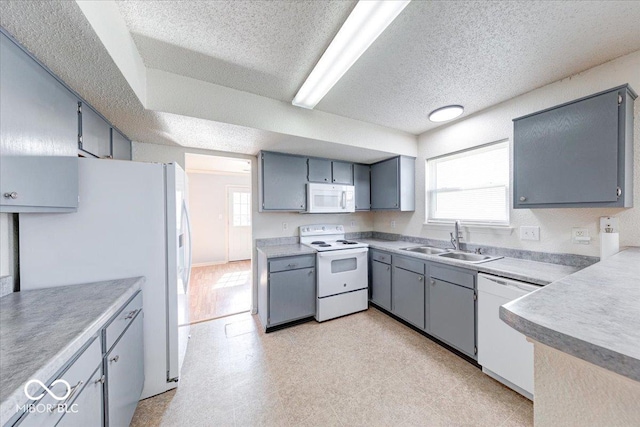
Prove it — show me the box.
[306,183,355,213]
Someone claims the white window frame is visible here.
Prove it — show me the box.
[426,140,510,226]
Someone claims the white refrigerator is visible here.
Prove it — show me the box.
[19,158,192,399]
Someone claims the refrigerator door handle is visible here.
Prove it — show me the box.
[182,200,193,294]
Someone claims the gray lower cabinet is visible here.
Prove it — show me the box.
[370,259,391,310]
[353,164,371,210]
[79,103,111,159]
[56,367,104,427]
[0,156,78,213]
[258,253,316,330]
[111,129,132,161]
[392,266,425,329]
[370,156,415,211]
[0,31,78,157]
[259,151,308,211]
[513,84,635,208]
[332,161,353,185]
[105,311,144,427]
[429,278,476,358]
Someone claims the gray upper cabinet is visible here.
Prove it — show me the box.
[0,156,78,213]
[79,103,112,158]
[332,161,353,185]
[111,128,132,160]
[354,164,371,210]
[0,31,77,157]
[371,156,415,211]
[513,85,636,208]
[307,158,332,183]
[259,151,308,211]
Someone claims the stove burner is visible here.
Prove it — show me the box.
[311,241,326,245]
[336,240,347,243]
[318,244,331,247]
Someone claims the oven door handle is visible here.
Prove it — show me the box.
[317,248,368,258]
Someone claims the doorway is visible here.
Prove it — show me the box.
[185,153,252,324]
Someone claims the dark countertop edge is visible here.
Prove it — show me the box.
[0,277,144,423]
[499,305,639,382]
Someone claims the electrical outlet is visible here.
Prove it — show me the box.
[600,216,618,233]
[350,220,356,227]
[282,222,288,231]
[520,226,540,241]
[391,220,396,229]
[572,228,591,245]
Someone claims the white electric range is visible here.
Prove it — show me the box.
[300,224,369,322]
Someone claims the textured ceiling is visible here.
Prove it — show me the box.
[116,0,356,102]
[0,0,393,163]
[316,0,640,134]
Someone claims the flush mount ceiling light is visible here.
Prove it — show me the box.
[428,105,464,122]
[292,0,411,110]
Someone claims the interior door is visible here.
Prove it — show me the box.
[227,186,251,261]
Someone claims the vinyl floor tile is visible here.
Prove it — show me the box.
[133,308,531,427]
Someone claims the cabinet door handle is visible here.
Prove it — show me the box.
[309,269,314,275]
[418,276,423,281]
[3,192,17,199]
[109,355,120,363]
[124,309,138,320]
[430,279,436,286]
[519,196,527,202]
[386,266,390,271]
[94,375,105,385]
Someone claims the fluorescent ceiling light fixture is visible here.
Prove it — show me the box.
[428,105,464,122]
[292,0,411,109]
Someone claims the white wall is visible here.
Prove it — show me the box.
[374,50,640,257]
[188,172,251,265]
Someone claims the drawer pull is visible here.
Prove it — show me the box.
[431,279,436,286]
[3,192,17,199]
[109,355,120,363]
[418,276,423,281]
[94,375,105,385]
[286,263,298,269]
[50,380,83,411]
[124,309,138,320]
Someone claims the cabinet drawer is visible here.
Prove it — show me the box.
[55,367,103,427]
[430,264,475,289]
[104,292,142,351]
[269,255,315,273]
[370,250,391,265]
[18,338,101,427]
[393,255,424,275]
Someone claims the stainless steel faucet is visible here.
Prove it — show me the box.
[450,220,462,251]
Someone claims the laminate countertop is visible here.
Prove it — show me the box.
[0,277,143,424]
[257,244,317,258]
[361,239,579,286]
[501,247,640,382]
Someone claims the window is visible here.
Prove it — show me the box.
[427,141,509,225]
[232,191,251,226]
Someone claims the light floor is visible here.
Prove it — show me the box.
[131,309,532,427]
[189,261,251,323]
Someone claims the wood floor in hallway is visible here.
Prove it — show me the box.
[189,261,251,323]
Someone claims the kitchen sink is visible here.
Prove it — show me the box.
[402,246,450,255]
[437,251,502,264]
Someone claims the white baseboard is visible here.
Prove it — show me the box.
[191,261,227,268]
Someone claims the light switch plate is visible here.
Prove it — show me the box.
[520,226,540,241]
[390,220,396,229]
[282,222,288,231]
[350,220,356,227]
[572,228,591,244]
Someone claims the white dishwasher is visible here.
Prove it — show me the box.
[478,273,540,400]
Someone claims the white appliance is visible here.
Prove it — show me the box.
[478,273,540,399]
[306,183,355,213]
[300,224,368,321]
[19,158,192,399]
